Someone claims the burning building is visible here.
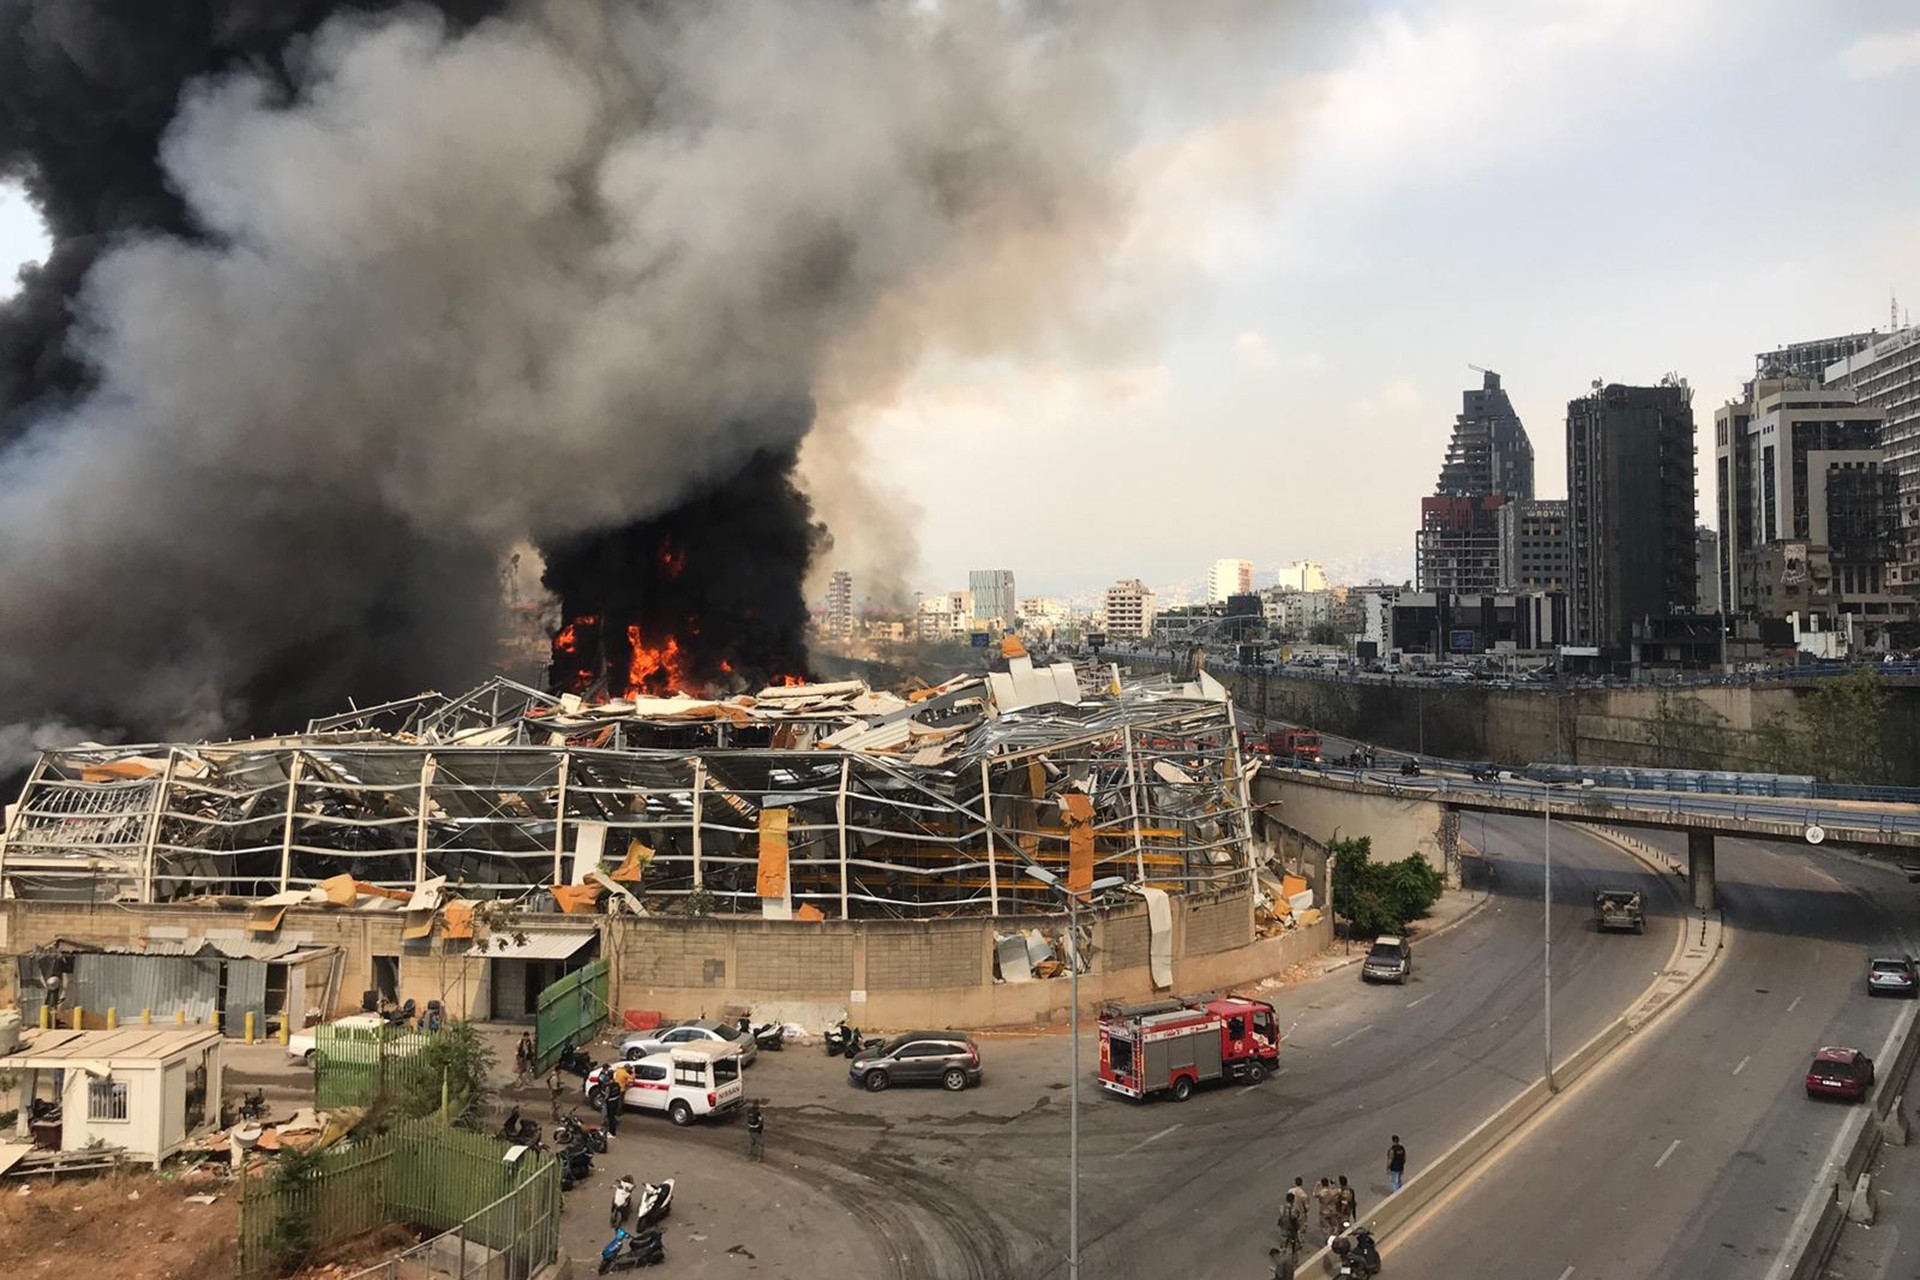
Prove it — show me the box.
[0,656,1258,920]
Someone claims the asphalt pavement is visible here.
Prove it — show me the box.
[1389,835,1920,1279]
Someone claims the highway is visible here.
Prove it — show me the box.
[1390,836,1920,1278]
[693,814,1691,1279]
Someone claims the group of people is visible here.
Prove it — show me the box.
[517,1031,767,1160]
[1274,1136,1408,1252]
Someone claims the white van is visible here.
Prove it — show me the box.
[586,1041,745,1126]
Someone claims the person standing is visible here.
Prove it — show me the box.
[547,1067,565,1120]
[602,1067,626,1138]
[746,1101,765,1162]
[1313,1178,1340,1239]
[1335,1175,1358,1224]
[1387,1135,1407,1192]
[516,1032,534,1082]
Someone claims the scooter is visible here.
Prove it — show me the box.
[555,1109,610,1155]
[1330,1224,1381,1278]
[824,1020,858,1057]
[609,1175,635,1230]
[632,1177,675,1232]
[500,1108,541,1149]
[558,1045,596,1077]
[557,1141,593,1191]
[597,1227,665,1273]
[738,1017,785,1052]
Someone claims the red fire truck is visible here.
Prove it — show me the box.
[1243,728,1321,763]
[1097,995,1281,1101]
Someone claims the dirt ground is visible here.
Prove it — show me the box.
[0,1171,239,1280]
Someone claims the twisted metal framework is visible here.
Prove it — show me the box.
[1,677,1256,918]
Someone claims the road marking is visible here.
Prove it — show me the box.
[1330,1024,1374,1049]
[1556,1268,1575,1280]
[1122,1124,1180,1155]
[1786,995,1802,1013]
[1406,993,1433,1008]
[1733,1056,1750,1076]
[1654,1139,1681,1168]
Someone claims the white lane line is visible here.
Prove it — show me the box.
[1329,1024,1375,1049]
[1654,1138,1682,1169]
[1556,1267,1575,1280]
[1787,995,1802,1013]
[1123,1124,1180,1155]
[1733,1055,1750,1076]
[1406,993,1433,1008]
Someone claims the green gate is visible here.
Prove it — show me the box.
[533,956,610,1073]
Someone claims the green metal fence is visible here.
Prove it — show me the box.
[315,1023,440,1111]
[239,1118,559,1280]
[533,956,610,1073]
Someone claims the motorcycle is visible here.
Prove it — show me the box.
[597,1227,665,1274]
[609,1175,635,1230]
[555,1110,610,1155]
[738,1016,785,1052]
[632,1177,675,1232]
[558,1045,596,1078]
[1399,758,1421,777]
[557,1141,593,1191]
[1330,1224,1381,1279]
[824,1020,858,1058]
[500,1108,542,1149]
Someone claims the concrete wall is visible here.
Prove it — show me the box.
[1255,772,1450,865]
[2,888,1331,1032]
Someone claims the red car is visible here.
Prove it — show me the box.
[1805,1046,1875,1102]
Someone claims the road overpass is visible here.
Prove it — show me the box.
[1258,763,1920,910]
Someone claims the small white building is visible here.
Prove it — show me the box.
[2,1026,225,1166]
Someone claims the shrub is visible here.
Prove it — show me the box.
[1331,835,1444,936]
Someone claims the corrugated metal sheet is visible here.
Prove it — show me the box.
[485,931,595,961]
[223,959,268,1038]
[71,953,220,1024]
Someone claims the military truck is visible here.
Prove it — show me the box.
[1594,888,1645,934]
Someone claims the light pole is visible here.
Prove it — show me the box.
[1542,781,1557,1092]
[1025,865,1125,1280]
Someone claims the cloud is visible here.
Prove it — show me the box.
[1352,379,1421,416]
[1235,329,1277,371]
[1839,29,1920,79]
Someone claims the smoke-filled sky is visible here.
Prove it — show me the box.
[1,0,1918,735]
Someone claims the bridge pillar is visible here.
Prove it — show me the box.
[1688,831,1716,912]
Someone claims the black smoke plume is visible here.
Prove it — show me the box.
[0,0,1311,757]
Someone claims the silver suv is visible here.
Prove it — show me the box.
[1362,935,1412,984]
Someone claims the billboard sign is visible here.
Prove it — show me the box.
[1448,629,1477,653]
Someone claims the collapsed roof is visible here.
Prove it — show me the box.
[1,658,1258,919]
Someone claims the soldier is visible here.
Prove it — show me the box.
[746,1101,765,1162]
[1335,1175,1358,1225]
[1313,1178,1341,1239]
[1277,1176,1307,1254]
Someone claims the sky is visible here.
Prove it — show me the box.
[5,0,1920,607]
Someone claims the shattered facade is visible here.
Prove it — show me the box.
[1,660,1257,921]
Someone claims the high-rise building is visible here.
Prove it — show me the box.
[968,570,1016,627]
[1277,560,1329,592]
[1566,382,1698,652]
[1437,370,1534,502]
[1496,499,1571,594]
[1100,579,1157,639]
[1207,558,1254,603]
[825,570,854,640]
[1714,376,1902,643]
[1418,371,1534,594]
[1695,528,1721,615]
[915,590,973,641]
[1754,333,1878,387]
[1826,326,1920,593]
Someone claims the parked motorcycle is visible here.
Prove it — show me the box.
[610,1175,635,1230]
[597,1227,665,1273]
[824,1020,858,1058]
[557,1142,593,1191]
[738,1016,785,1053]
[555,1110,610,1155]
[631,1177,675,1232]
[1399,758,1421,777]
[558,1045,596,1078]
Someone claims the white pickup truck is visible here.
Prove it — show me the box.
[584,1042,745,1126]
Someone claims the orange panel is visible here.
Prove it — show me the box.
[756,808,790,898]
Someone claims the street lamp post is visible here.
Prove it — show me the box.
[1543,782,1556,1092]
[1025,866,1124,1280]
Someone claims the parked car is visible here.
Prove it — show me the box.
[1361,936,1412,985]
[621,1018,758,1066]
[586,1043,745,1126]
[1868,956,1919,998]
[847,1031,983,1092]
[287,1012,387,1066]
[1805,1046,1875,1102]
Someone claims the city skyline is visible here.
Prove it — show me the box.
[4,4,1919,605]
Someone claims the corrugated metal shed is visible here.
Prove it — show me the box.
[483,931,596,961]
[71,953,220,1025]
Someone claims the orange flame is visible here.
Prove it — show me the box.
[554,614,599,656]
[772,674,806,687]
[625,626,692,697]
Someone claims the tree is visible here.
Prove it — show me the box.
[1307,620,1344,647]
[1750,667,1891,784]
[1329,835,1444,936]
[390,1020,495,1131]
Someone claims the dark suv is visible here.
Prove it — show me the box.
[848,1031,983,1092]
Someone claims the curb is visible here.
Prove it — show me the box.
[1306,890,1490,979]
[1290,824,1726,1275]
